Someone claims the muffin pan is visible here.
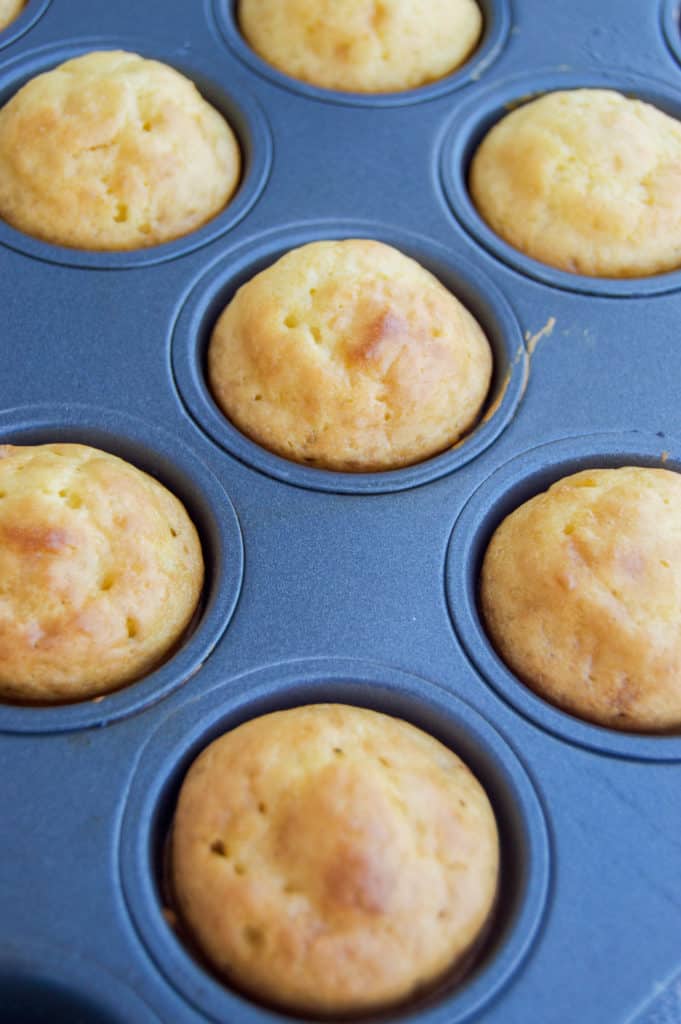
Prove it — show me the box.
[1,1,680,1022]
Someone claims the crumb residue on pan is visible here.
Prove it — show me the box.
[525,316,556,356]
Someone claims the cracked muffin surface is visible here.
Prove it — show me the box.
[481,466,681,731]
[207,239,493,472]
[0,443,203,702]
[171,703,499,1016]
[470,89,681,278]
[0,50,240,250]
[238,0,482,93]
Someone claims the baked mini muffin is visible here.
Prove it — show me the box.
[171,704,499,1016]
[0,50,241,250]
[0,0,24,32]
[481,467,681,731]
[0,443,203,703]
[239,0,482,93]
[208,239,493,471]
[470,89,681,278]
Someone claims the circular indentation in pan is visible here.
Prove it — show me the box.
[446,432,681,760]
[210,0,510,108]
[0,0,50,51]
[119,658,549,1024]
[662,0,681,68]
[0,37,271,268]
[171,220,526,495]
[0,404,243,733]
[440,69,681,297]
[0,943,160,1023]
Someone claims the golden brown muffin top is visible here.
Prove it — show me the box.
[239,0,482,93]
[208,239,493,472]
[0,0,24,32]
[470,89,681,278]
[0,444,203,703]
[481,467,681,731]
[171,704,499,1016]
[0,50,241,250]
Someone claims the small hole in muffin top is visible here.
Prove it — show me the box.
[210,839,229,858]
[169,526,178,537]
[0,490,5,498]
[234,863,246,876]
[114,203,129,224]
[142,120,152,132]
[257,801,267,814]
[310,326,322,344]
[138,222,151,235]
[563,523,576,535]
[100,573,115,591]
[333,747,344,756]
[253,394,262,402]
[378,756,391,768]
[126,616,139,639]
[284,314,299,329]
[243,925,265,949]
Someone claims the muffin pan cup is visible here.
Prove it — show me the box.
[446,431,681,761]
[0,0,51,52]
[0,941,161,1024]
[439,67,681,297]
[211,0,511,108]
[118,660,550,1024]
[0,36,272,268]
[171,219,527,494]
[2,0,681,1021]
[0,404,244,733]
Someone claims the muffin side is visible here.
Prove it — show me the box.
[0,0,24,31]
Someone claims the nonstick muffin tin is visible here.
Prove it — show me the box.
[1,1,680,1022]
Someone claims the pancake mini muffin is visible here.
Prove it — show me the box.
[481,467,681,731]
[238,0,482,93]
[0,50,241,250]
[171,704,499,1016]
[208,239,493,472]
[0,0,23,32]
[470,89,681,278]
[0,443,203,703]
